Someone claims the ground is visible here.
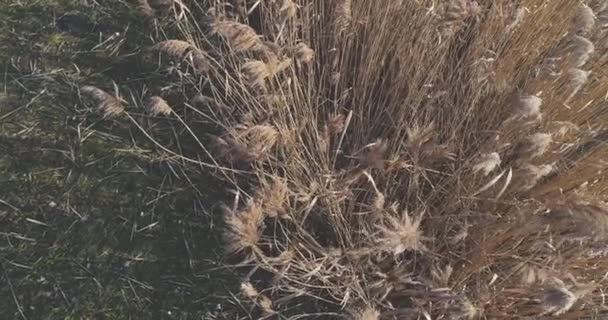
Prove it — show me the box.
[0,1,239,318]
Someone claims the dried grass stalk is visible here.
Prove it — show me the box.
[293,42,315,64]
[81,86,124,118]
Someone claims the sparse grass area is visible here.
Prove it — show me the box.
[0,1,238,318]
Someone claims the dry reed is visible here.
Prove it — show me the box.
[123,0,608,318]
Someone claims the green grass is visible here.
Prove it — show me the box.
[0,1,240,318]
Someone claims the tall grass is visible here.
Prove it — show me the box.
[89,0,608,318]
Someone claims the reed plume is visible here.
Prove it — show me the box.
[212,20,266,52]
[145,96,172,116]
[80,86,124,118]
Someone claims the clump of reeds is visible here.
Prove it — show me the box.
[121,0,608,318]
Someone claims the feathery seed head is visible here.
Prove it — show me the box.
[354,307,380,320]
[528,133,553,159]
[516,163,554,191]
[224,200,264,254]
[155,40,193,60]
[241,282,259,299]
[570,35,594,67]
[81,86,124,118]
[146,96,172,116]
[594,0,608,13]
[360,139,388,169]
[243,60,272,89]
[506,7,527,32]
[406,123,435,149]
[190,49,210,75]
[280,0,298,19]
[335,0,352,34]
[553,121,579,138]
[372,192,385,214]
[575,5,596,34]
[567,68,591,100]
[442,0,481,35]
[293,42,315,64]
[191,94,228,111]
[213,128,277,163]
[514,133,552,161]
[243,58,291,89]
[257,178,290,219]
[378,212,425,255]
[328,114,346,134]
[517,95,543,120]
[455,298,479,320]
[212,20,265,52]
[137,0,155,18]
[237,125,279,161]
[473,152,501,176]
[258,295,275,315]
